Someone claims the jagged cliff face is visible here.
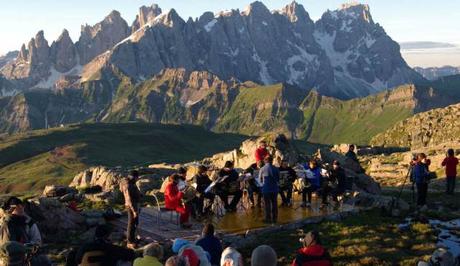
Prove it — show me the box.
[0,68,454,144]
[371,103,460,149]
[1,1,422,99]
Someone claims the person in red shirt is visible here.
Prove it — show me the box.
[255,140,269,163]
[442,149,459,195]
[291,231,332,266]
[164,174,191,228]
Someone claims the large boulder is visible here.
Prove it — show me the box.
[42,185,77,198]
[70,166,124,192]
[203,134,300,169]
[345,192,410,213]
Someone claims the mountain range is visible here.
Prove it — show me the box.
[0,1,422,100]
[414,66,460,81]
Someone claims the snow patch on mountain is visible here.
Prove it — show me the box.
[204,19,218,32]
[33,64,83,89]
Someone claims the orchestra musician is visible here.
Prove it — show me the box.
[192,165,215,217]
[278,159,297,207]
[215,161,243,212]
[301,160,329,208]
[164,174,192,228]
[243,161,264,208]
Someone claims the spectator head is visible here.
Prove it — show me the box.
[129,170,139,181]
[165,255,188,266]
[349,144,355,151]
[143,243,164,260]
[300,230,321,247]
[281,159,288,168]
[202,223,215,237]
[309,160,317,169]
[172,238,190,253]
[181,248,199,266]
[259,140,267,148]
[256,160,264,169]
[221,247,243,266]
[447,148,454,157]
[224,161,234,170]
[251,245,277,266]
[0,241,26,266]
[2,197,24,215]
[264,155,273,164]
[198,165,208,174]
[332,160,340,169]
[94,224,112,242]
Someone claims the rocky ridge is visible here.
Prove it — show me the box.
[0,1,422,99]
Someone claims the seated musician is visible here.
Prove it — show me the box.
[301,160,328,208]
[192,165,215,216]
[243,161,264,208]
[215,161,243,212]
[329,160,347,204]
[278,159,297,206]
[164,174,191,228]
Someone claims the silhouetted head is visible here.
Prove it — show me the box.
[349,144,355,152]
[171,174,181,184]
[224,161,234,170]
[143,243,164,259]
[332,160,340,170]
[251,245,277,266]
[281,159,288,168]
[447,149,454,157]
[264,155,273,164]
[128,170,139,182]
[202,223,215,237]
[198,165,208,174]
[2,197,24,215]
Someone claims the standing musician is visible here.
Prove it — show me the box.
[215,161,243,212]
[243,161,264,208]
[278,159,297,207]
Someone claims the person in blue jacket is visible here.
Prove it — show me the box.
[301,160,325,208]
[412,154,430,207]
[259,155,280,224]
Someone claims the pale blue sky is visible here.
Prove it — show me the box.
[1,0,459,55]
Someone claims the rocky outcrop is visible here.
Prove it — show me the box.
[50,29,77,72]
[203,134,300,169]
[76,10,130,65]
[70,166,123,192]
[0,51,18,69]
[371,103,460,149]
[131,4,163,32]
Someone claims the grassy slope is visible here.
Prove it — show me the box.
[0,123,248,194]
[240,209,435,266]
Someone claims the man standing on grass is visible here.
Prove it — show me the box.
[259,155,279,224]
[442,148,459,195]
[120,170,141,249]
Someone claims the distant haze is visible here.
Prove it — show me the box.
[400,41,460,68]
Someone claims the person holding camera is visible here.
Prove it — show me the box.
[291,230,332,266]
[412,154,430,207]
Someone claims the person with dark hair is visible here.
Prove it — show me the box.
[0,241,27,266]
[75,224,135,266]
[165,174,191,228]
[177,167,188,181]
[243,161,264,208]
[412,154,430,207]
[195,224,222,266]
[442,148,458,195]
[192,165,215,216]
[329,160,347,204]
[120,170,141,249]
[255,140,269,163]
[0,197,42,246]
[345,144,359,163]
[278,159,297,206]
[291,231,332,266]
[215,161,242,212]
[259,156,280,224]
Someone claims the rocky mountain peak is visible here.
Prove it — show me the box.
[18,44,28,61]
[279,1,311,23]
[155,8,183,27]
[50,29,77,72]
[242,1,270,16]
[338,3,373,24]
[133,4,163,30]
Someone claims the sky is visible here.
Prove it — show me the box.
[1,0,459,59]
